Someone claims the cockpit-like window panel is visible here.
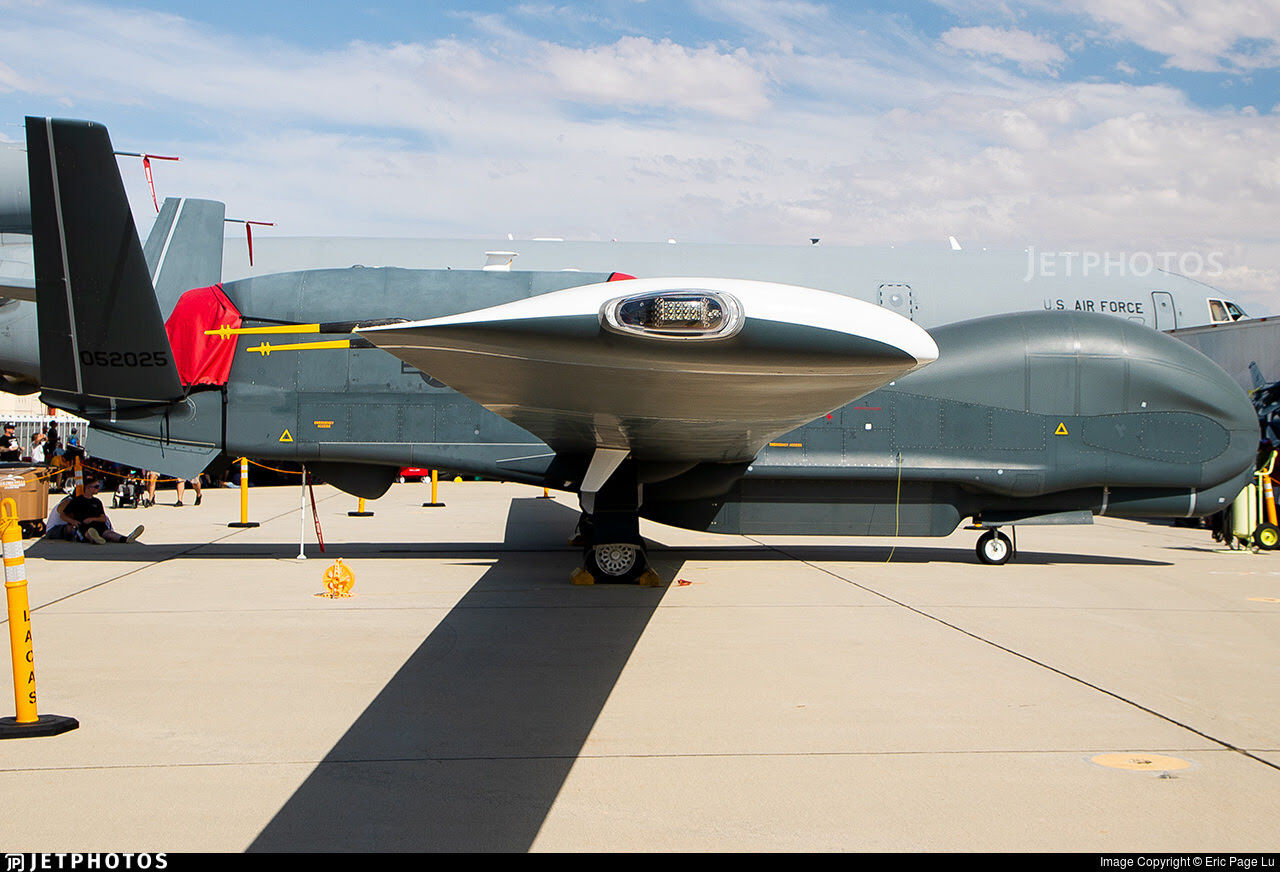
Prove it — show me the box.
[1208,299,1230,323]
[1225,301,1248,321]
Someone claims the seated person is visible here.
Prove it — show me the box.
[44,476,144,544]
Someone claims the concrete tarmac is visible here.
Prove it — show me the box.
[1,480,1277,852]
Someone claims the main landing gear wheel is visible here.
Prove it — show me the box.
[586,542,645,582]
[1254,523,1279,551]
[976,529,1013,565]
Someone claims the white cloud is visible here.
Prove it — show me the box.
[1068,0,1280,73]
[941,25,1068,74]
[540,37,771,119]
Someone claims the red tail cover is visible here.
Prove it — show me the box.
[164,284,243,387]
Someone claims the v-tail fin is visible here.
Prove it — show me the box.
[25,116,182,408]
[145,196,226,322]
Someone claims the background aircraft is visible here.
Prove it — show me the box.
[222,236,1255,334]
[13,117,1265,580]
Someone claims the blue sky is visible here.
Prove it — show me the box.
[2,0,1280,307]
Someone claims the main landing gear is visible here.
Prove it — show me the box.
[571,514,660,585]
[569,454,662,585]
[585,541,651,582]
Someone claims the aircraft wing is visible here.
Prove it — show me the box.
[360,276,938,464]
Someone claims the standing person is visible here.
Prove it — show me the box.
[29,433,45,464]
[44,476,144,544]
[175,476,203,507]
[64,430,84,464]
[0,422,21,462]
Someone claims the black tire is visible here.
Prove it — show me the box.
[585,542,647,582]
[976,529,1012,565]
[1254,523,1280,550]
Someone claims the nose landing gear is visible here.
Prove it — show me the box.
[976,528,1013,565]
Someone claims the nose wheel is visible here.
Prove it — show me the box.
[976,529,1013,565]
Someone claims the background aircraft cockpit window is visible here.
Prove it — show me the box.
[1209,299,1230,323]
[1225,301,1248,321]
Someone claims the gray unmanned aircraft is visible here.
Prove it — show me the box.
[14,117,1263,580]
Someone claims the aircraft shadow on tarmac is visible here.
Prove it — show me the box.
[246,497,666,852]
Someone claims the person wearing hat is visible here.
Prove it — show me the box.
[0,423,21,462]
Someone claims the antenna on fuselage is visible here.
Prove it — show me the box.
[484,250,517,271]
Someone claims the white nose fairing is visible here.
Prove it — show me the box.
[360,277,938,462]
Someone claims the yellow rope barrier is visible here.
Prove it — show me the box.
[77,461,185,484]
[245,459,304,476]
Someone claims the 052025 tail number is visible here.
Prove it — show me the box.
[79,350,169,367]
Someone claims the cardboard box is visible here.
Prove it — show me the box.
[0,465,52,525]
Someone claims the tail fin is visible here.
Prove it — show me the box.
[1249,361,1266,392]
[25,116,182,407]
[144,196,226,322]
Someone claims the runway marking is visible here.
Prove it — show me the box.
[1090,753,1192,772]
[744,534,1280,775]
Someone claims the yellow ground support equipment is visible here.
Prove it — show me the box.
[1230,451,1279,550]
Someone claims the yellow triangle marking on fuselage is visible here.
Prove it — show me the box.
[279,430,294,443]
[1055,422,1069,436]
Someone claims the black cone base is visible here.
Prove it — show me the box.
[0,714,79,738]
